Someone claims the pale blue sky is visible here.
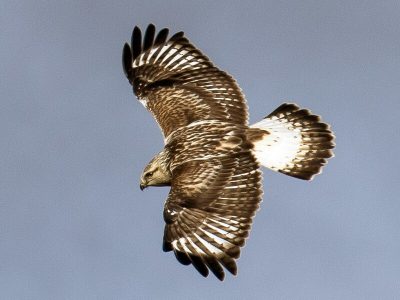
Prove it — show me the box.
[1,1,399,299]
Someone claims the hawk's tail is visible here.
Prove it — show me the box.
[249,103,335,180]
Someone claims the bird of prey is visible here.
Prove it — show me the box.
[122,24,335,281]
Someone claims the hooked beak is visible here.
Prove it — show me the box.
[140,183,146,191]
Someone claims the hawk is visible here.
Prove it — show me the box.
[122,24,335,280]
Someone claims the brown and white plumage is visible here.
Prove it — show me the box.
[122,24,335,280]
[122,24,248,139]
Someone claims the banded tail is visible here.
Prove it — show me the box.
[250,103,335,180]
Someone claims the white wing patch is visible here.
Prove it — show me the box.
[132,41,203,70]
[199,227,233,248]
[194,233,224,255]
[132,43,172,68]
[203,221,237,239]
[207,217,239,232]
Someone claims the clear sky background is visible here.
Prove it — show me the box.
[1,1,399,299]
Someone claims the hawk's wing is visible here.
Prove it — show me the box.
[162,152,263,280]
[122,24,248,139]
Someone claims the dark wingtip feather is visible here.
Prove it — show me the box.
[122,43,132,78]
[205,257,225,281]
[189,254,209,278]
[219,255,238,276]
[170,31,185,41]
[213,269,225,281]
[143,24,156,51]
[154,28,169,46]
[174,250,191,265]
[131,26,142,59]
[162,240,173,252]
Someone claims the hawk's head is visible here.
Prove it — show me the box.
[140,150,172,190]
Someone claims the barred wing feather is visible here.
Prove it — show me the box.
[162,153,262,280]
[123,24,248,139]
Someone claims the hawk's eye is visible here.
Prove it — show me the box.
[145,171,153,178]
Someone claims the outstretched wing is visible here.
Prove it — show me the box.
[162,152,262,280]
[122,24,248,139]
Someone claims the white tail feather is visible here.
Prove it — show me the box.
[251,118,302,171]
[250,103,335,180]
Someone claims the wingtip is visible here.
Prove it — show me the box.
[211,266,225,281]
[131,26,142,59]
[132,25,141,40]
[154,27,169,45]
[189,254,210,278]
[170,30,185,41]
[132,25,141,35]
[216,271,225,281]
[122,43,132,77]
[174,250,192,265]
[147,23,156,31]
[143,24,156,51]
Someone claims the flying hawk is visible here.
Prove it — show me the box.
[122,24,335,280]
